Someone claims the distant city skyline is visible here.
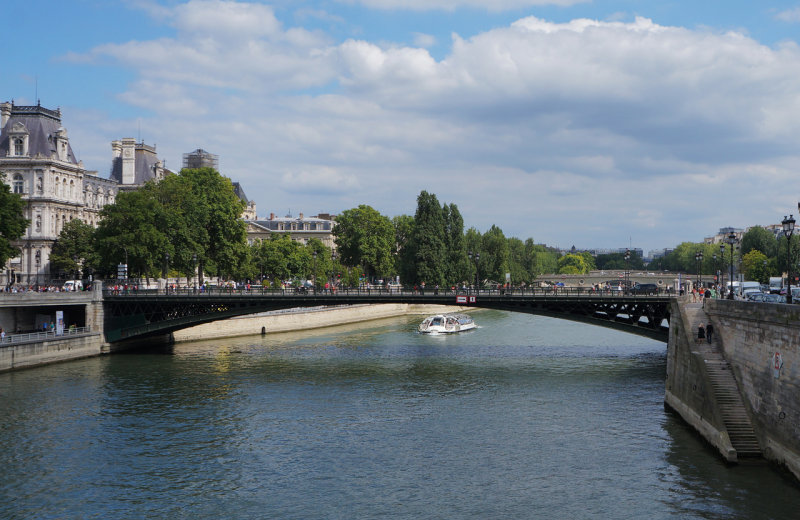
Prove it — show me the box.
[5,1,800,252]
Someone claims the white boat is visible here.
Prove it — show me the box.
[418,313,476,334]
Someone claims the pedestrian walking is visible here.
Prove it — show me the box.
[0,327,5,343]
[697,323,705,341]
[706,323,714,344]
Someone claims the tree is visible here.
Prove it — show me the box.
[333,205,395,281]
[177,168,247,279]
[443,203,470,285]
[50,219,95,278]
[393,214,416,284]
[480,225,509,283]
[94,189,172,279]
[557,253,589,274]
[742,250,769,284]
[409,191,447,286]
[0,173,29,269]
[741,226,777,258]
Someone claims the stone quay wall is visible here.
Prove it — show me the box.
[665,300,736,462]
[705,299,800,478]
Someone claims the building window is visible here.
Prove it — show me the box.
[13,138,24,156]
[12,174,24,194]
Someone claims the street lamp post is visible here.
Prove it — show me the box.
[719,244,725,297]
[726,232,737,300]
[468,251,480,294]
[312,250,317,293]
[164,253,170,288]
[783,215,795,304]
[624,249,631,294]
[695,251,703,288]
[193,253,198,292]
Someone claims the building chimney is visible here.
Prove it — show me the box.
[0,102,11,130]
[121,137,136,185]
[299,212,304,220]
[270,212,275,220]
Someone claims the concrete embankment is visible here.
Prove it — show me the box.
[0,333,105,372]
[171,303,470,342]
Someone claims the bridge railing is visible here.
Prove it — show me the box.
[102,285,676,298]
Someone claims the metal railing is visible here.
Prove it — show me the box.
[0,326,93,346]
[102,285,676,298]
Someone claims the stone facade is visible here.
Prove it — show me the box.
[0,102,119,285]
[246,212,336,249]
[0,101,170,285]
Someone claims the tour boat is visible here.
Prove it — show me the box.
[418,313,476,334]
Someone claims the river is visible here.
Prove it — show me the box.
[1,310,799,519]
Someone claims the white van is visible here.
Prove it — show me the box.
[63,280,83,291]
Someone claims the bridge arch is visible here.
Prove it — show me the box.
[103,290,673,343]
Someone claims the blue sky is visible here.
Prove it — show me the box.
[5,0,800,253]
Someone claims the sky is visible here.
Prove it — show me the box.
[5,0,800,254]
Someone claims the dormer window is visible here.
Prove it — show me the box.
[8,122,29,157]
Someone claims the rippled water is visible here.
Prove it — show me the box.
[1,310,799,519]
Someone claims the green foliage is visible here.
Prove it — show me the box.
[0,173,29,267]
[50,219,95,277]
[333,205,395,280]
[741,226,777,258]
[409,191,448,286]
[480,225,509,283]
[557,253,589,274]
[93,168,247,280]
[742,250,769,284]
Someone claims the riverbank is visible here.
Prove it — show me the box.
[171,303,472,342]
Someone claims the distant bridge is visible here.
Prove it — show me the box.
[103,287,674,343]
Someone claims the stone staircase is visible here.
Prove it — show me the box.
[686,303,763,460]
[702,350,763,459]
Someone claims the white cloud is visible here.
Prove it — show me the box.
[337,0,587,12]
[62,6,800,250]
[280,166,360,194]
[775,7,800,23]
[413,33,437,48]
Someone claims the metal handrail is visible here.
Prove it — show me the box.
[102,286,676,298]
[0,326,93,346]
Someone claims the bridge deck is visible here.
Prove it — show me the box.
[102,288,675,343]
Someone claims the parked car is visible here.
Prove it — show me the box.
[763,293,784,303]
[630,283,659,295]
[746,292,766,302]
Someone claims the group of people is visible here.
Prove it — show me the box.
[697,322,715,343]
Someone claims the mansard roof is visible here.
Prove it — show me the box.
[109,142,162,185]
[0,102,79,164]
[232,181,249,203]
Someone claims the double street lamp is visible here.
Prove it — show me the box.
[726,232,737,299]
[782,214,796,304]
[695,251,703,288]
[468,251,480,293]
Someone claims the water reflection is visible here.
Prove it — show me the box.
[1,311,799,519]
